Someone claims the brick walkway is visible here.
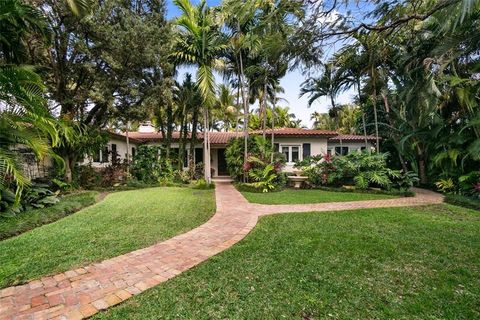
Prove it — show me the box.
[0,183,443,320]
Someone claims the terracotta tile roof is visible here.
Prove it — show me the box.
[208,131,243,144]
[108,132,142,144]
[127,131,183,141]
[254,128,338,137]
[329,134,379,142]
[116,129,371,145]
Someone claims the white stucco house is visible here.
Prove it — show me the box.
[83,124,378,177]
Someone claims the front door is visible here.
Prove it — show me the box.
[217,148,228,176]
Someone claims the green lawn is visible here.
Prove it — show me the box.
[0,191,99,241]
[95,204,480,320]
[241,188,397,204]
[0,187,215,288]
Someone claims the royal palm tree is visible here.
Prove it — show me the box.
[173,0,226,183]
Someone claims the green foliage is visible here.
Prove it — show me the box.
[0,191,98,241]
[225,136,285,192]
[247,162,277,193]
[191,178,215,190]
[131,145,174,184]
[0,182,60,217]
[444,194,480,211]
[297,152,411,191]
[435,178,456,194]
[225,136,284,182]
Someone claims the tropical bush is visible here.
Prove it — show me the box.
[444,194,480,211]
[226,136,285,192]
[296,152,415,191]
[0,182,60,217]
[131,145,174,184]
[434,171,480,208]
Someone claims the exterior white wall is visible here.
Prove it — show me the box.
[274,137,329,172]
[327,141,374,155]
[83,138,139,168]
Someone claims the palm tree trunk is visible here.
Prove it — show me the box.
[270,97,276,163]
[235,72,241,133]
[238,48,249,182]
[371,67,380,153]
[262,82,268,139]
[125,121,130,175]
[203,107,211,183]
[362,113,369,152]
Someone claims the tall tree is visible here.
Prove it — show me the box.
[173,0,226,183]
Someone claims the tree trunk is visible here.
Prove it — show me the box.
[270,97,276,163]
[190,107,199,174]
[362,113,369,152]
[262,82,268,139]
[372,92,380,153]
[126,123,130,175]
[203,107,211,183]
[237,28,249,182]
[416,143,428,184]
[235,71,241,133]
[63,155,73,183]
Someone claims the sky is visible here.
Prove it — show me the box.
[165,0,357,128]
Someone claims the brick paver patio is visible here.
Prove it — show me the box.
[0,183,443,319]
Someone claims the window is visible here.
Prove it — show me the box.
[281,145,302,163]
[132,147,136,159]
[101,146,109,163]
[93,149,101,162]
[335,146,349,156]
[195,148,203,164]
[111,144,118,164]
[327,149,332,156]
[274,143,279,152]
[281,146,289,161]
[291,146,299,162]
[183,150,189,167]
[302,143,311,159]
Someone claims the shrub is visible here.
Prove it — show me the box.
[225,136,285,182]
[444,194,480,211]
[1,182,60,217]
[296,152,414,191]
[131,145,174,184]
[192,178,215,190]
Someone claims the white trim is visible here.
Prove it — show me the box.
[280,144,302,164]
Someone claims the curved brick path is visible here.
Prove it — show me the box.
[0,183,443,320]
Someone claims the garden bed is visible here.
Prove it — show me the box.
[444,194,480,211]
[0,191,99,241]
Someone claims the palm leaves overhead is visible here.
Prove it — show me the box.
[0,0,48,63]
[65,0,95,16]
[173,0,225,107]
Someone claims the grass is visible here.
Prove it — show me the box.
[0,191,99,241]
[241,188,397,204]
[0,187,215,288]
[95,204,480,319]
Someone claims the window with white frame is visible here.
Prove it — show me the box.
[281,145,301,163]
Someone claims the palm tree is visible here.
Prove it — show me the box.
[0,0,61,206]
[213,84,237,131]
[173,0,226,183]
[300,62,343,116]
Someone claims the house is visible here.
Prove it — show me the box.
[83,124,378,177]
